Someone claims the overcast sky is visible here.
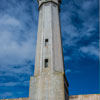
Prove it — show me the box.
[0,0,99,99]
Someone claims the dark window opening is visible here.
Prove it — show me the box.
[45,39,48,46]
[45,59,48,68]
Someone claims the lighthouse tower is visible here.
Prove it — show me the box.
[29,0,68,100]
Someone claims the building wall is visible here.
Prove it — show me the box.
[69,94,100,100]
[1,94,100,100]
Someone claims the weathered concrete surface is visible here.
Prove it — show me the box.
[32,0,68,99]
[29,71,65,100]
[35,0,64,76]
[1,94,100,100]
[69,94,100,100]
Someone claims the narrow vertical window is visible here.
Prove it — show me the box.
[45,39,48,46]
[45,59,48,68]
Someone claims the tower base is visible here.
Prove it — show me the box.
[29,71,68,100]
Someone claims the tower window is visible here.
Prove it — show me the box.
[44,59,48,68]
[45,39,48,46]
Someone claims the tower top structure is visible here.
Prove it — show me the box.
[37,0,61,8]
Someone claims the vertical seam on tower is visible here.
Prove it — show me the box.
[42,5,45,73]
[51,2,54,72]
[40,6,43,75]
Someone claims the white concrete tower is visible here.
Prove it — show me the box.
[29,0,68,100]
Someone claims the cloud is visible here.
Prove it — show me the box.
[0,0,38,98]
[65,69,80,74]
[80,45,99,57]
[61,0,99,61]
[65,69,72,73]
[0,82,20,87]
[0,92,13,99]
[0,0,38,66]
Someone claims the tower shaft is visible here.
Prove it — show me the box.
[29,0,68,100]
[35,0,63,76]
